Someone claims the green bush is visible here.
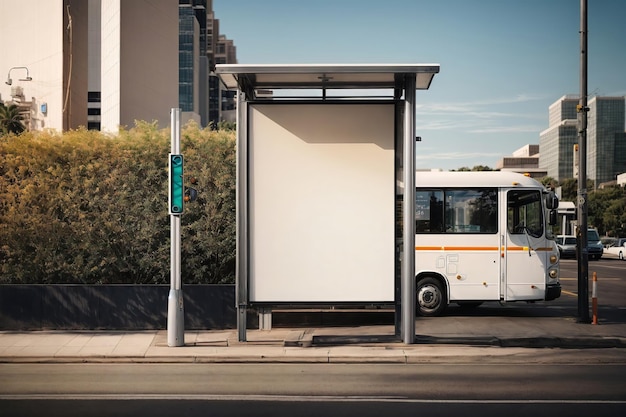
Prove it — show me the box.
[0,121,236,284]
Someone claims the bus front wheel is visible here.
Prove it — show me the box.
[416,277,447,317]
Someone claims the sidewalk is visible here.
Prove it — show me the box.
[2,313,626,364]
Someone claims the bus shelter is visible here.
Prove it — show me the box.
[215,64,440,344]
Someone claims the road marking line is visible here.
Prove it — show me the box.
[560,277,621,281]
[0,394,624,404]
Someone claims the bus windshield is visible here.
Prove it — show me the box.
[507,189,543,238]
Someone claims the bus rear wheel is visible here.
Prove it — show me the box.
[416,277,447,317]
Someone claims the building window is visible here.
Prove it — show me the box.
[88,91,101,103]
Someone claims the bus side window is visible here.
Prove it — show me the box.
[444,189,497,234]
[416,190,443,233]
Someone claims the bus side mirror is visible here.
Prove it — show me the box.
[549,209,557,226]
[546,191,559,210]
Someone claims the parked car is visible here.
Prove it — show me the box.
[587,228,603,260]
[601,236,616,248]
[556,230,604,260]
[557,235,577,258]
[604,238,626,261]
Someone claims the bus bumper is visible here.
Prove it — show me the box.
[545,283,562,301]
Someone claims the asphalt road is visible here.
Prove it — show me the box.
[559,258,625,320]
[1,362,625,417]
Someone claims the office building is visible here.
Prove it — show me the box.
[539,95,626,186]
[539,95,579,181]
[588,96,626,185]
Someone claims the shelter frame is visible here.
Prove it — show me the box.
[215,64,439,344]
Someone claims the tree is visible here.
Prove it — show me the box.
[453,165,494,172]
[558,178,578,200]
[588,185,626,236]
[0,103,26,135]
[470,165,495,171]
[603,195,626,237]
[556,178,595,201]
[540,176,558,190]
[216,120,236,131]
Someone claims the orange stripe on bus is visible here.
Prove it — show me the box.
[415,246,499,251]
[415,246,554,252]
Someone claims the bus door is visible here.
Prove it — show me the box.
[503,188,547,301]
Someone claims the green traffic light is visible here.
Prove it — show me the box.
[170,154,184,214]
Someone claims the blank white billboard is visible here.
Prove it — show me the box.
[248,103,395,302]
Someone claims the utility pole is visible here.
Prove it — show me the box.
[576,0,591,323]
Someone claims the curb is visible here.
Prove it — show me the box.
[307,335,626,349]
[2,334,626,364]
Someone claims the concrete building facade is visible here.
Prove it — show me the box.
[496,144,547,178]
[0,0,88,131]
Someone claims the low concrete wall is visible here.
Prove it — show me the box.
[0,285,242,330]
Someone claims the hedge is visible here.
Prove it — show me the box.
[0,121,236,284]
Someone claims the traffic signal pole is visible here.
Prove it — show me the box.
[168,108,185,346]
[576,0,591,324]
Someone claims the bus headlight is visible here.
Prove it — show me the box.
[549,269,558,279]
[550,254,558,264]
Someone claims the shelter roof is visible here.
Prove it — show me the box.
[215,63,440,99]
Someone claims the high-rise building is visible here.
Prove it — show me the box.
[587,96,626,185]
[539,95,626,186]
[100,0,179,132]
[179,0,237,128]
[206,6,238,127]
[0,0,235,132]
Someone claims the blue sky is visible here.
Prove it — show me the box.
[213,0,626,170]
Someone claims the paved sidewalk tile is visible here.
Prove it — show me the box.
[110,332,157,357]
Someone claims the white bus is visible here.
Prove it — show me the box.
[413,171,561,316]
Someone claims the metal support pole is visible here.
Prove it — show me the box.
[235,91,249,342]
[401,75,417,344]
[258,307,272,330]
[168,108,185,346]
[394,101,403,338]
[576,0,591,324]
